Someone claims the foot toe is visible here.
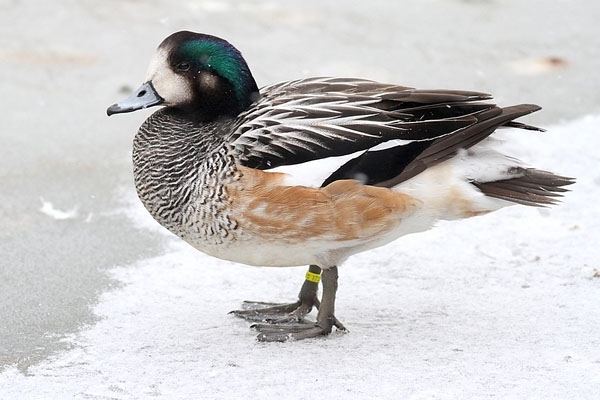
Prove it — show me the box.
[230,300,302,322]
[256,324,328,342]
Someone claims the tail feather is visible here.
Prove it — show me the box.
[502,121,545,132]
[473,168,575,207]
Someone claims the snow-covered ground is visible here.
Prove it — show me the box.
[1,1,599,399]
[2,115,599,399]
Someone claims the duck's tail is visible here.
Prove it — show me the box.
[392,142,574,221]
[472,168,574,207]
[364,102,575,218]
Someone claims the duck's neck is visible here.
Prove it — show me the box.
[132,108,239,244]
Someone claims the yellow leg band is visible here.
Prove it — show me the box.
[305,271,321,283]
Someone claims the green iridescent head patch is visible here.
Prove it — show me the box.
[177,38,251,103]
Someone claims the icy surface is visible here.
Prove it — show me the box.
[2,116,599,400]
[1,0,600,398]
[38,198,79,220]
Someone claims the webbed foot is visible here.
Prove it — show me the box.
[230,298,319,323]
[232,265,346,342]
[230,265,321,324]
[253,314,347,342]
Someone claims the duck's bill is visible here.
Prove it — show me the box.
[106,81,163,116]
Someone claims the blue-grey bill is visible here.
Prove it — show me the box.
[107,81,163,116]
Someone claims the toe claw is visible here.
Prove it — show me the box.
[331,316,347,332]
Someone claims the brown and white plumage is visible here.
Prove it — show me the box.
[107,31,573,341]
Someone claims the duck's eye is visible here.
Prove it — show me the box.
[176,61,191,72]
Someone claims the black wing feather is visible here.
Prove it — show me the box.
[330,104,542,188]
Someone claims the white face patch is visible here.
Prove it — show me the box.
[144,48,193,106]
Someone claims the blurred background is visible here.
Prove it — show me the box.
[1,0,598,379]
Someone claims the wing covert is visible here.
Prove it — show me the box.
[230,77,494,170]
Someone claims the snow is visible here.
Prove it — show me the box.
[38,198,78,220]
[1,116,599,399]
[2,0,600,398]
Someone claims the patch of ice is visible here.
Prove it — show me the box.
[38,198,78,220]
[2,116,598,399]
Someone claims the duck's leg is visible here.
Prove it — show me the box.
[252,266,347,342]
[231,265,322,323]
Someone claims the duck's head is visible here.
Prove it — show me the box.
[107,31,260,120]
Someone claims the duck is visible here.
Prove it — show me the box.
[107,31,573,342]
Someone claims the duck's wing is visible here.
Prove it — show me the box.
[230,78,491,168]
[230,77,541,186]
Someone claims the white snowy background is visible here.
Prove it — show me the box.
[1,1,599,399]
[3,116,598,399]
